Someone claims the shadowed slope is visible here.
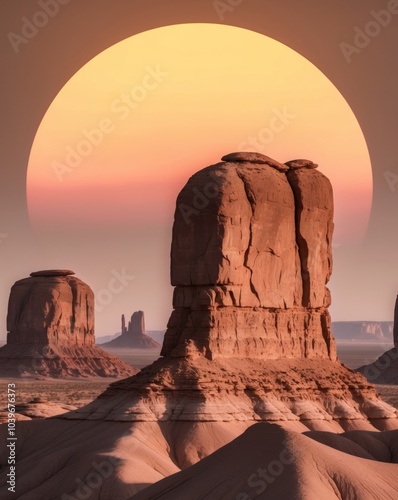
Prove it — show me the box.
[132,424,398,500]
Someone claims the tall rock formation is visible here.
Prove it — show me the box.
[162,153,335,361]
[332,321,393,341]
[0,270,137,377]
[64,153,396,431]
[129,311,145,336]
[101,311,160,348]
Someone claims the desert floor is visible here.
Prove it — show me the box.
[1,343,397,410]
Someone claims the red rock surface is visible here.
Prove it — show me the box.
[7,273,94,347]
[0,271,137,378]
[163,153,336,361]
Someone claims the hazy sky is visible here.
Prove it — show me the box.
[1,1,398,341]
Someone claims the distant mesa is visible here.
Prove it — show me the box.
[101,311,161,349]
[0,270,137,378]
[332,321,393,341]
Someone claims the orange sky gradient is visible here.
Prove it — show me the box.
[27,23,372,246]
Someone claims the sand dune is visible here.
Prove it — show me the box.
[0,419,179,499]
[2,416,398,499]
[132,423,398,500]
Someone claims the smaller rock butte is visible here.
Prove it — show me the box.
[7,271,94,347]
[101,311,161,349]
[0,271,137,377]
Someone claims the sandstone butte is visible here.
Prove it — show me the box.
[0,270,137,378]
[101,310,161,348]
[0,153,397,500]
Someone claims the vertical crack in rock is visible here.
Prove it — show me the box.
[286,168,333,309]
[85,296,90,342]
[288,178,310,306]
[190,234,215,286]
[162,153,336,361]
[236,169,261,306]
[321,311,336,360]
[69,278,77,334]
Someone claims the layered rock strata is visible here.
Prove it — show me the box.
[7,270,94,347]
[0,270,137,377]
[162,152,336,360]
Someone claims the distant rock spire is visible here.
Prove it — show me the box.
[129,311,145,336]
[102,310,160,348]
